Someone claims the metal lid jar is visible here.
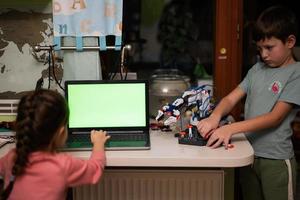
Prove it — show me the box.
[149,69,190,117]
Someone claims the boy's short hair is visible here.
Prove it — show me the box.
[253,6,298,43]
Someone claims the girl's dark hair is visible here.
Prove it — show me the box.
[12,89,69,176]
[253,6,298,43]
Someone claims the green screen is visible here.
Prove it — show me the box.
[67,83,146,128]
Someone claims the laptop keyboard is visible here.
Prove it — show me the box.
[109,133,147,141]
[65,132,148,149]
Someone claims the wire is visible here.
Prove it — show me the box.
[46,46,64,91]
[48,50,51,89]
[50,48,65,91]
[108,52,121,80]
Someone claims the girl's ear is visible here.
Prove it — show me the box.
[49,125,67,151]
[58,126,66,136]
[286,35,296,48]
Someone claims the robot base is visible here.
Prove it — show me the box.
[178,137,207,146]
[177,125,207,146]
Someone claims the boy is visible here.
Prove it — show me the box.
[196,6,300,200]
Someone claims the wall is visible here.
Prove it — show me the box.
[0,0,55,98]
[0,0,102,99]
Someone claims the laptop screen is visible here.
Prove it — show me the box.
[65,80,149,133]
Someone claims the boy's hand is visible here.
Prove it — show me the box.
[196,116,219,138]
[90,130,111,151]
[206,125,232,149]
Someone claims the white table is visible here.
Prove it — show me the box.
[68,130,253,167]
[0,131,254,200]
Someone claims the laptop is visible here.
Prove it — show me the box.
[62,80,150,151]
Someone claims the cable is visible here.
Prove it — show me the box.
[48,50,51,89]
[108,52,121,80]
[120,45,131,80]
[49,46,65,91]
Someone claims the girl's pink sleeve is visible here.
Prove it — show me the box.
[0,149,15,187]
[0,153,8,177]
[0,152,7,175]
[0,149,15,173]
[62,150,106,187]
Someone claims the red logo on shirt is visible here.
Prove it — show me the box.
[269,81,282,94]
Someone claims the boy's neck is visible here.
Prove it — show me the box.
[276,55,296,68]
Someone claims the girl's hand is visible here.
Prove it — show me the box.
[90,130,110,151]
[196,117,219,138]
[206,125,232,149]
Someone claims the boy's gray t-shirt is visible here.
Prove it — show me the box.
[239,62,300,159]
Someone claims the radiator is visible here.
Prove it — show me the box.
[0,99,19,115]
[73,169,224,200]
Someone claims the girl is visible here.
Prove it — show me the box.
[0,89,110,200]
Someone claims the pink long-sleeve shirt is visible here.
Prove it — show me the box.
[0,148,106,200]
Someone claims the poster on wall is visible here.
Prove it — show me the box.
[0,2,56,97]
[53,0,123,50]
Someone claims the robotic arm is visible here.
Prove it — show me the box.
[155,98,184,126]
[154,85,232,147]
[154,85,215,146]
[155,85,214,126]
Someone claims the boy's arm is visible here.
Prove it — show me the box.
[197,86,246,137]
[227,100,292,133]
[207,100,293,148]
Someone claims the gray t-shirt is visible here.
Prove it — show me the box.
[239,62,300,159]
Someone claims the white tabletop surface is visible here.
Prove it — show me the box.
[69,130,254,168]
[0,131,254,168]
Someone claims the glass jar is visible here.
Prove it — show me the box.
[149,69,190,117]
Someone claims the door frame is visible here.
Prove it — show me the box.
[214,0,243,119]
